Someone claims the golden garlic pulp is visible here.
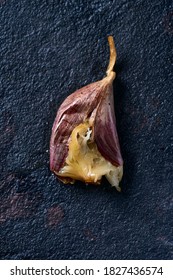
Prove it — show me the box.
[57,121,123,190]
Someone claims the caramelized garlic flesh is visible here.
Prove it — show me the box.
[57,121,123,191]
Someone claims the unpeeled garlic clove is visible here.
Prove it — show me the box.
[50,36,123,190]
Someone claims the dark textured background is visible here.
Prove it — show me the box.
[0,0,173,260]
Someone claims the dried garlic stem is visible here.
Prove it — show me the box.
[106,36,117,77]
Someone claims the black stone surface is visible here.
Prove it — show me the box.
[0,0,173,260]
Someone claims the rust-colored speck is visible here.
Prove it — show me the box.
[0,0,6,5]
[0,188,42,223]
[163,11,173,34]
[0,111,15,142]
[83,228,97,241]
[45,206,64,227]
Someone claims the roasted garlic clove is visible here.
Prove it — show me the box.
[50,36,123,191]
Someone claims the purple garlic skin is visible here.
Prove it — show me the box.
[94,82,123,167]
[50,77,123,173]
[50,80,103,172]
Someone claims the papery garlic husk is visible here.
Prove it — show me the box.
[50,36,123,191]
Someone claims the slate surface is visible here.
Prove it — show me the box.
[0,0,173,260]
